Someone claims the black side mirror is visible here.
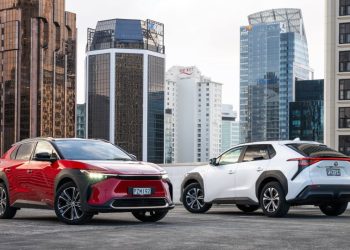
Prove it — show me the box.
[129,154,137,161]
[209,158,218,166]
[34,152,58,163]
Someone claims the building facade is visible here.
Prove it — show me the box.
[325,0,350,155]
[86,19,165,163]
[0,0,77,155]
[76,104,86,139]
[221,104,239,152]
[165,66,222,163]
[289,80,324,142]
[240,9,311,143]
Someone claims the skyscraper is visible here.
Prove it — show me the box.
[221,105,239,152]
[289,80,324,142]
[86,19,165,163]
[240,9,311,143]
[165,66,222,163]
[325,0,350,155]
[0,0,77,155]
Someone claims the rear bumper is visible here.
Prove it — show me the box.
[288,185,350,205]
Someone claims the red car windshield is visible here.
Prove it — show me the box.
[54,140,133,161]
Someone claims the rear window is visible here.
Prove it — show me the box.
[287,144,347,158]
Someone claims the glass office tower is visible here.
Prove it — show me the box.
[240,9,310,143]
[0,0,77,155]
[289,80,324,142]
[86,19,165,163]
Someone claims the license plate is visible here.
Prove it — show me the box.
[131,188,153,196]
[326,168,341,176]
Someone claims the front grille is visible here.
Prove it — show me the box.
[112,198,167,208]
[116,175,162,180]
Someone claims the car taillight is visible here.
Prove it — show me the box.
[288,158,321,180]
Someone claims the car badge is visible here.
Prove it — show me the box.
[334,162,338,167]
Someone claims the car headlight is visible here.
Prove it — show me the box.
[80,170,117,180]
[161,173,169,180]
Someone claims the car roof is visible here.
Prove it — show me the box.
[233,140,322,147]
[12,138,108,146]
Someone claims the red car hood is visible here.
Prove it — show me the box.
[74,160,165,175]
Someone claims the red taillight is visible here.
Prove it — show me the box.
[288,158,321,168]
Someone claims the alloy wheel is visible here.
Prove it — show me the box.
[0,187,7,216]
[185,187,205,210]
[262,187,280,213]
[57,187,83,221]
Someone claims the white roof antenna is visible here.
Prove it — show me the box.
[293,138,301,141]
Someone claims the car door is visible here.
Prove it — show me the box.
[204,147,244,201]
[29,141,60,205]
[11,142,37,202]
[234,144,274,203]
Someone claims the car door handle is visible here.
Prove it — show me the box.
[27,169,33,174]
[256,167,264,172]
[228,170,235,174]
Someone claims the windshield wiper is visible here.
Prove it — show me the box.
[107,158,131,161]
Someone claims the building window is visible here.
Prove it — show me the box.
[339,135,350,155]
[340,23,350,44]
[339,107,350,128]
[339,51,350,72]
[340,79,350,100]
[340,0,350,16]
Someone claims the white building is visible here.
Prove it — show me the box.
[325,0,350,155]
[221,104,239,152]
[165,66,222,163]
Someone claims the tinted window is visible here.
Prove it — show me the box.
[34,141,56,156]
[243,145,270,162]
[15,143,36,161]
[219,147,243,165]
[54,140,132,161]
[10,146,19,160]
[287,144,347,158]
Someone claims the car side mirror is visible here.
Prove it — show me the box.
[129,154,137,161]
[34,152,58,163]
[209,158,218,166]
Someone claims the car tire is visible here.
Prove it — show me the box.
[236,204,260,213]
[260,181,290,217]
[319,202,348,216]
[182,183,212,213]
[54,182,94,225]
[0,183,17,219]
[132,210,168,222]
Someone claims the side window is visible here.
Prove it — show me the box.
[268,145,276,159]
[219,147,243,165]
[33,141,55,157]
[10,146,20,160]
[15,143,36,161]
[243,145,270,162]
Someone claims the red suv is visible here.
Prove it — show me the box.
[0,138,174,224]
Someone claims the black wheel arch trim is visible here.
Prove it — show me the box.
[0,172,10,194]
[180,172,204,202]
[255,171,288,199]
[54,169,91,211]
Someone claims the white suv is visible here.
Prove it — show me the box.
[181,140,350,217]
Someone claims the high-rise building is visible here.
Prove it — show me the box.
[76,104,86,139]
[221,104,239,152]
[289,80,324,142]
[0,0,77,155]
[86,19,165,163]
[325,0,350,155]
[165,66,222,163]
[240,9,311,143]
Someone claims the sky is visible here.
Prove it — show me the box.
[66,0,325,112]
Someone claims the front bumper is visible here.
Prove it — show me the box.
[288,185,350,205]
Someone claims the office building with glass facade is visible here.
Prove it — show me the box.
[221,105,239,152]
[76,104,86,139]
[325,0,350,155]
[86,19,165,163]
[289,80,324,142]
[0,0,77,155]
[240,9,311,143]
